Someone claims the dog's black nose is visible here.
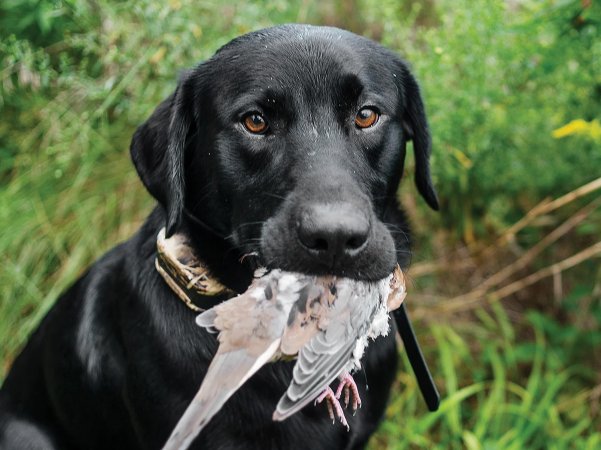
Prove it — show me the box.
[297,202,370,263]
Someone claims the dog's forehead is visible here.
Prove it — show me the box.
[216,25,373,66]
[203,25,400,102]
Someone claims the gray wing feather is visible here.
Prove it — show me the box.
[273,341,355,421]
[162,340,280,450]
[292,337,345,386]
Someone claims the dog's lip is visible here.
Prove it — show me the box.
[259,235,395,282]
[261,257,393,282]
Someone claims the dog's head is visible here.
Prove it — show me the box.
[131,25,438,282]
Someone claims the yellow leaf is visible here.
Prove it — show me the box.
[451,146,473,169]
[169,0,182,11]
[552,119,600,139]
[191,24,202,39]
[150,47,167,65]
[589,119,601,140]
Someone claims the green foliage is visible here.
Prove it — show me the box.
[0,0,95,48]
[1,0,599,447]
[362,0,601,240]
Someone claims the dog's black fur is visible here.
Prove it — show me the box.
[0,25,437,449]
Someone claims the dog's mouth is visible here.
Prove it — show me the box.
[228,192,398,283]
[256,214,397,282]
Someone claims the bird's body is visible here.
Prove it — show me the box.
[163,266,406,450]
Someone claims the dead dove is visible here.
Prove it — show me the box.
[162,265,406,450]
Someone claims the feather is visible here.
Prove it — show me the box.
[163,341,281,450]
[272,340,356,421]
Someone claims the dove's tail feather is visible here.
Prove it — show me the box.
[162,340,280,450]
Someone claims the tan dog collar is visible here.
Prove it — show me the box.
[155,228,236,311]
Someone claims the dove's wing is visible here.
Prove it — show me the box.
[273,337,356,421]
[164,340,281,450]
[163,271,303,450]
[273,280,380,421]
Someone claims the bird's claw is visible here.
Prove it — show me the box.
[335,373,362,411]
[315,387,349,430]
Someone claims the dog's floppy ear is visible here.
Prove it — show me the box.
[400,67,439,211]
[130,72,195,236]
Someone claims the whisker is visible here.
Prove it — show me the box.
[382,222,408,230]
[236,221,266,228]
[187,187,214,212]
[262,192,286,200]
[224,221,266,241]
[384,223,411,244]
[371,195,394,201]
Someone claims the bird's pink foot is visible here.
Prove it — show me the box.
[335,373,362,412]
[315,386,349,430]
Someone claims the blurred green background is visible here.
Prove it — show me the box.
[1,0,600,448]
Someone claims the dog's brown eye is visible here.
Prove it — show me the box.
[355,108,379,129]
[243,113,268,134]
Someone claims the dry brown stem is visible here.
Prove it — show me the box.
[477,198,601,291]
[410,176,601,278]
[497,176,601,243]
[437,241,601,314]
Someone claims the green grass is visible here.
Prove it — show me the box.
[1,0,600,447]
[375,304,601,449]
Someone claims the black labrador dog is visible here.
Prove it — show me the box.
[0,24,438,449]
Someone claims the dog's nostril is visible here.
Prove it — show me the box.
[346,234,365,250]
[298,229,330,252]
[313,238,329,251]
